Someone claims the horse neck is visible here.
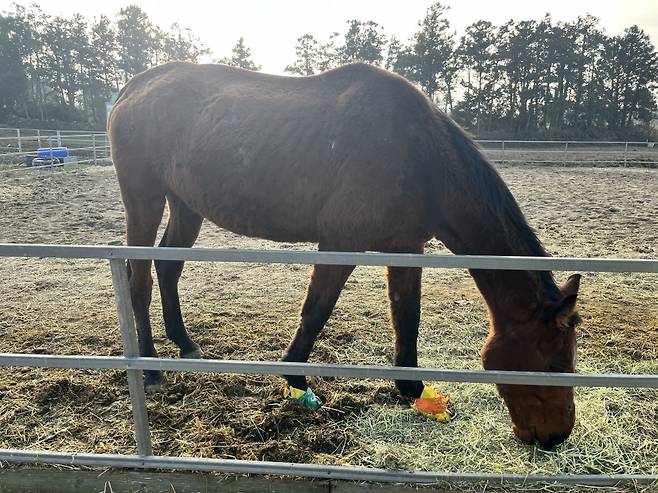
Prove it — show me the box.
[434,176,560,325]
[426,119,562,326]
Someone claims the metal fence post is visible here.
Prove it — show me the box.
[563,141,569,166]
[624,142,628,167]
[36,129,41,149]
[56,130,62,147]
[48,137,54,169]
[501,140,506,164]
[109,258,153,456]
[92,133,97,164]
[16,129,22,153]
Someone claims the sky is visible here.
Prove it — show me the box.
[2,0,657,74]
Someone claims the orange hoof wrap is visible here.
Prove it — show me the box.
[412,386,450,422]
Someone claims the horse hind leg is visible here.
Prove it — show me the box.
[123,186,167,392]
[155,194,203,358]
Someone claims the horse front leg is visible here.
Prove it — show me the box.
[282,263,355,408]
[387,262,450,421]
[386,265,424,398]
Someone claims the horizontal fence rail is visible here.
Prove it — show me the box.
[478,139,658,166]
[1,353,657,388]
[1,243,658,273]
[1,242,657,486]
[1,449,656,486]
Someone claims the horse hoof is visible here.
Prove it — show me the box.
[180,347,204,359]
[145,380,166,394]
[284,385,323,410]
[412,385,451,422]
[144,372,167,394]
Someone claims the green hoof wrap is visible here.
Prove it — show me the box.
[285,385,323,410]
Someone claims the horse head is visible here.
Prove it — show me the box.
[481,274,581,449]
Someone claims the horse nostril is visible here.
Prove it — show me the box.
[538,433,570,450]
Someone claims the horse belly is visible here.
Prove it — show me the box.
[166,157,323,243]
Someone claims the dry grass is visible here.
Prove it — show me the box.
[0,165,657,492]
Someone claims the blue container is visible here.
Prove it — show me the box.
[36,147,69,158]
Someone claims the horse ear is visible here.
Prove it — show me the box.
[549,274,581,330]
[561,274,581,297]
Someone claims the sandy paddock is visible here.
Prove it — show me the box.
[0,165,656,490]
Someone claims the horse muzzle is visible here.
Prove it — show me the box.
[512,424,573,450]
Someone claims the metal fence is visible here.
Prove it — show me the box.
[1,127,657,171]
[479,139,658,166]
[0,128,110,171]
[1,243,657,486]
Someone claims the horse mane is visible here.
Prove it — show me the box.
[442,117,562,300]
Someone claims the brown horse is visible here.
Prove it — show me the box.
[108,61,581,449]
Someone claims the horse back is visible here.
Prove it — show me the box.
[109,62,443,247]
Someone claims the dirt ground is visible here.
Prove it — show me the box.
[0,165,656,490]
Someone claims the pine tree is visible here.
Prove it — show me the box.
[408,2,456,103]
[285,34,320,75]
[116,6,157,81]
[455,20,500,133]
[340,20,387,65]
[218,37,260,71]
[160,23,209,63]
[0,14,28,120]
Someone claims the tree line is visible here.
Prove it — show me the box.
[1,3,213,128]
[286,5,658,139]
[1,2,656,139]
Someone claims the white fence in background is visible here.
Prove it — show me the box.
[0,128,110,171]
[479,139,658,166]
[0,243,657,486]
[1,128,657,171]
